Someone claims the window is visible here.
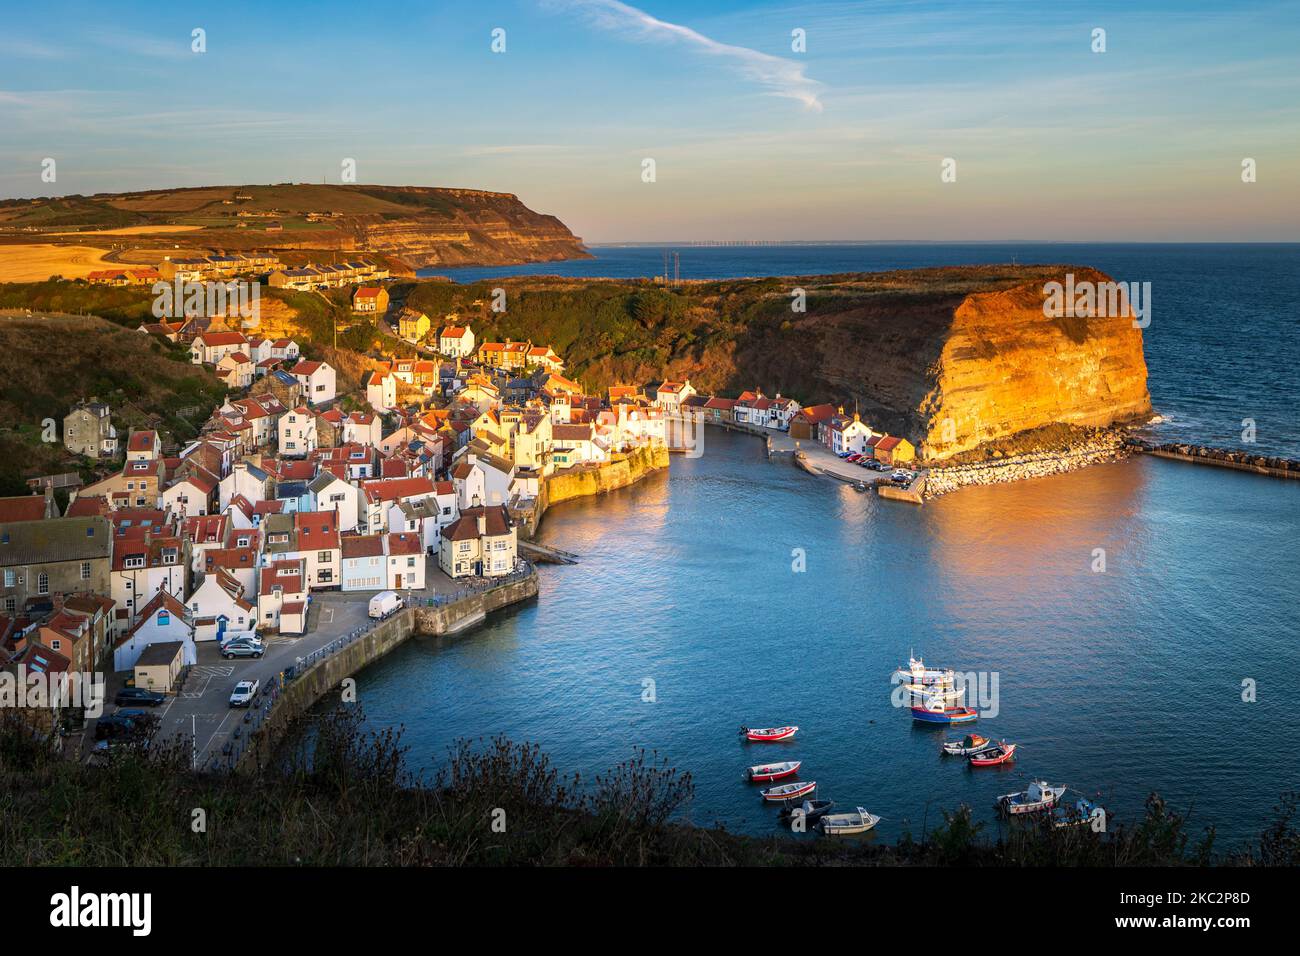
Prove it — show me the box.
[158,610,170,626]
[50,640,61,652]
[37,572,49,595]
[3,569,13,587]
[81,562,92,580]
[3,597,14,614]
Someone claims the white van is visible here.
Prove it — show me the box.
[368,591,402,619]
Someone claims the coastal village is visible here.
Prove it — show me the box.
[0,271,924,759]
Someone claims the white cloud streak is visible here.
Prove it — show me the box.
[544,0,824,111]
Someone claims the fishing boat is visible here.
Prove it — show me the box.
[740,725,798,742]
[893,653,957,688]
[746,760,801,783]
[942,733,993,756]
[899,683,965,698]
[779,798,835,825]
[997,780,1066,816]
[911,694,978,724]
[819,807,881,836]
[760,780,817,802]
[968,741,1017,766]
[1051,795,1104,830]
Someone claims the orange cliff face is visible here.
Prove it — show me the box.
[917,267,1152,458]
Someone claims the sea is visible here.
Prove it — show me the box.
[356,244,1300,850]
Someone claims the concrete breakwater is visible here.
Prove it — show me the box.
[544,442,670,507]
[923,432,1132,498]
[236,571,539,772]
[1132,440,1300,480]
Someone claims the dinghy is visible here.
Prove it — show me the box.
[997,780,1066,815]
[760,780,817,802]
[779,798,835,825]
[942,733,993,756]
[968,741,1016,766]
[741,725,798,742]
[819,807,880,836]
[746,760,801,783]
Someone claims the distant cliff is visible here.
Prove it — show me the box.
[402,265,1151,458]
[0,184,590,270]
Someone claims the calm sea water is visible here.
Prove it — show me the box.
[358,432,1299,849]
[354,246,1300,850]
[422,243,1300,458]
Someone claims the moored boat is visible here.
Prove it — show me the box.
[760,780,817,802]
[911,695,978,724]
[997,780,1066,815]
[779,798,835,825]
[942,733,993,756]
[1052,794,1105,829]
[968,741,1016,766]
[741,725,798,742]
[746,760,801,783]
[819,806,881,835]
[894,653,957,688]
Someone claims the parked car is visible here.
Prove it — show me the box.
[114,688,166,707]
[222,640,265,660]
[846,454,862,463]
[114,708,159,725]
[229,679,259,708]
[94,714,137,741]
[892,471,910,482]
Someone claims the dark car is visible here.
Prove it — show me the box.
[94,715,137,741]
[115,708,160,725]
[114,688,167,707]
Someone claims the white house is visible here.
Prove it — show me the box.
[294,510,341,590]
[358,476,438,535]
[655,379,696,412]
[308,471,361,533]
[827,411,874,455]
[219,460,271,512]
[340,534,387,591]
[363,369,397,413]
[112,590,197,672]
[215,351,255,389]
[292,360,336,406]
[385,532,425,590]
[257,559,308,634]
[161,471,216,519]
[438,325,475,358]
[187,569,257,643]
[278,406,318,458]
[190,331,248,366]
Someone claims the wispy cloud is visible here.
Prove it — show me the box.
[543,0,824,112]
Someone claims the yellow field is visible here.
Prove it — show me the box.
[47,225,205,236]
[0,243,116,281]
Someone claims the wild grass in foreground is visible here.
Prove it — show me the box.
[1,706,1295,867]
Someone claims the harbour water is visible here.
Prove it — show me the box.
[353,244,1300,849]
[357,430,1299,849]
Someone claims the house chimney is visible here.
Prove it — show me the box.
[476,512,486,536]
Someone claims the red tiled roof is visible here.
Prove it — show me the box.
[0,496,46,523]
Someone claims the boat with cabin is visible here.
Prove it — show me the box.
[819,807,881,836]
[942,733,994,756]
[997,780,1066,815]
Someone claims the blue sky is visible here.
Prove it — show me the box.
[2,0,1298,241]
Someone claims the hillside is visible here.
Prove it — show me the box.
[0,184,589,272]
[0,313,227,495]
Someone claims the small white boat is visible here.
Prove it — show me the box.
[819,806,880,835]
[741,725,798,742]
[894,653,956,688]
[997,780,1067,816]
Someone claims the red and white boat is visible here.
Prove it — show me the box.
[968,741,1017,766]
[741,725,798,742]
[746,760,801,783]
[760,780,817,802]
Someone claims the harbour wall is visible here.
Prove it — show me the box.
[235,572,539,772]
[540,442,669,511]
[1133,441,1300,480]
